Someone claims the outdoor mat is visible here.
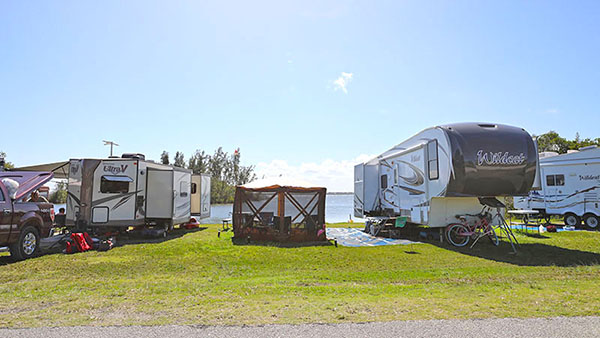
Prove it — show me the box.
[326,227,420,247]
[509,224,583,232]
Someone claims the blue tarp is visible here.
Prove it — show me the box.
[326,227,420,247]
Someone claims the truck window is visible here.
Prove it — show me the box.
[100,175,132,194]
[0,187,4,201]
[428,140,439,180]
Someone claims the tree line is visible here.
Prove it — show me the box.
[536,131,600,154]
[160,147,256,204]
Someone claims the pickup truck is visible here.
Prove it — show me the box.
[0,171,54,260]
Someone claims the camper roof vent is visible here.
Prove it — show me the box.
[478,123,497,129]
[121,153,146,160]
[579,145,598,151]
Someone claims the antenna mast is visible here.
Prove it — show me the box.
[103,140,119,157]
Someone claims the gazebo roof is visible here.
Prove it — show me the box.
[240,177,324,191]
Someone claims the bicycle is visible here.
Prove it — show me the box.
[445,207,500,248]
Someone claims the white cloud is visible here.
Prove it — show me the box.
[254,154,373,192]
[332,72,353,94]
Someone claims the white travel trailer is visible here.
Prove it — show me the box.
[64,154,211,232]
[354,123,538,228]
[514,146,600,229]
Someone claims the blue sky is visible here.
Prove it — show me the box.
[1,1,599,191]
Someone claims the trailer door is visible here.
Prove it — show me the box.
[191,175,201,215]
[200,174,211,219]
[354,164,364,218]
[172,171,191,224]
[145,169,173,219]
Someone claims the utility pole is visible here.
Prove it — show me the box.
[103,140,119,157]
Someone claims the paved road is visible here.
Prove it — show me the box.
[2,317,599,338]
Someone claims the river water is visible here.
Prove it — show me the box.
[53,193,361,225]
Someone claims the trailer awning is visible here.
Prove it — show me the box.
[12,161,70,179]
[101,175,133,182]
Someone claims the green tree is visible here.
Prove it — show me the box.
[0,151,14,169]
[49,181,67,204]
[536,131,569,153]
[536,131,599,154]
[228,148,255,186]
[173,151,185,168]
[188,150,209,174]
[160,147,255,204]
[160,151,170,165]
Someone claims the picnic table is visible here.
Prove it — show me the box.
[222,218,231,231]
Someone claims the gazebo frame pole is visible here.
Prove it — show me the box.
[278,188,285,233]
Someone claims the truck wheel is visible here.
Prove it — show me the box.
[563,213,581,227]
[583,214,599,230]
[9,226,40,261]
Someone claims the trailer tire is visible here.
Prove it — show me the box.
[563,213,581,227]
[583,214,599,230]
[9,225,40,261]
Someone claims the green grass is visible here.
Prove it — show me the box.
[0,224,599,327]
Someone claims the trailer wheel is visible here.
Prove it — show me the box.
[563,213,581,227]
[9,225,40,261]
[583,214,599,230]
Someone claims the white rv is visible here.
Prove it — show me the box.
[64,154,211,232]
[514,146,600,229]
[354,123,538,227]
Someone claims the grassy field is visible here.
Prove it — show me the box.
[0,223,599,327]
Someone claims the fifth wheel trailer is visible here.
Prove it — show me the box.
[354,123,539,227]
[514,146,600,229]
[65,154,211,231]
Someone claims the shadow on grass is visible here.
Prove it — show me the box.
[231,237,333,248]
[387,226,600,267]
[518,232,551,239]
[426,237,600,267]
[116,227,208,247]
[0,227,209,266]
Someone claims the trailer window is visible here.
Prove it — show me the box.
[546,174,565,186]
[0,188,4,201]
[381,174,388,189]
[428,140,439,180]
[191,183,197,194]
[180,181,189,197]
[100,175,131,194]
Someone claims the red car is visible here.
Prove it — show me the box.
[0,171,54,260]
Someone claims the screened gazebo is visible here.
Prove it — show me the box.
[233,178,327,242]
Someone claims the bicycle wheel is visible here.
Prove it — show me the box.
[487,225,499,246]
[446,223,470,247]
